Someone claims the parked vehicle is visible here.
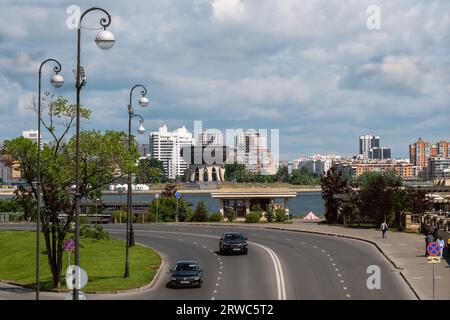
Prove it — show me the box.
[169,260,203,288]
[219,232,248,255]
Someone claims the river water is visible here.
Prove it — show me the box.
[0,191,325,217]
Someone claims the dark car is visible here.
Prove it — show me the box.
[219,232,248,255]
[169,260,203,288]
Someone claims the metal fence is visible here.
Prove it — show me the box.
[0,212,23,223]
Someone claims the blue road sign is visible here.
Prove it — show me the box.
[427,242,441,256]
[175,191,181,199]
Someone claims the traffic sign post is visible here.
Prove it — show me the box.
[426,242,442,300]
[155,192,160,223]
[64,239,75,267]
[175,192,181,223]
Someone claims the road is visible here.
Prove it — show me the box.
[0,224,416,300]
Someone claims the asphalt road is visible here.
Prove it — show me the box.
[0,223,416,300]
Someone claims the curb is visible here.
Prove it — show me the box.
[87,244,165,295]
[179,222,422,300]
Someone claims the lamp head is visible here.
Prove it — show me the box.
[137,123,146,135]
[95,29,115,50]
[139,96,149,107]
[50,74,64,88]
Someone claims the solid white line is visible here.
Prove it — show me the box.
[250,241,287,300]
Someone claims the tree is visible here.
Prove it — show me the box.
[192,201,208,222]
[289,167,319,185]
[321,168,351,223]
[148,184,192,222]
[407,188,432,216]
[224,162,249,182]
[357,170,403,227]
[275,165,289,183]
[3,96,138,288]
[135,158,165,184]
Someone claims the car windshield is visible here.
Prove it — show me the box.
[224,234,245,241]
[175,263,198,271]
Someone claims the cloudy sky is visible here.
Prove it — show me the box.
[0,0,449,160]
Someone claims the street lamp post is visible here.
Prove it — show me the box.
[74,7,115,300]
[36,59,64,300]
[124,84,148,278]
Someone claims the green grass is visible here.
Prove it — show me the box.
[0,231,161,293]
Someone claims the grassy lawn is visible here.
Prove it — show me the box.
[0,230,161,293]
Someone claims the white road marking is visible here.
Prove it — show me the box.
[211,297,215,300]
[329,258,333,261]
[220,266,223,269]
[399,244,408,246]
[340,280,345,283]
[322,250,326,252]
[213,290,218,294]
[216,283,219,286]
[301,242,306,245]
[219,271,222,275]
[250,241,287,300]
[413,277,423,280]
[335,268,339,272]
[346,294,351,298]
[217,277,221,280]
[313,245,318,248]
[382,244,392,247]
[202,245,207,248]
[332,263,336,266]
[177,239,183,242]
[285,239,291,241]
[337,274,342,277]
[193,242,198,245]
[343,286,347,290]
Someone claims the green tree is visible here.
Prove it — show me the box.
[357,171,404,227]
[3,96,138,288]
[192,201,208,222]
[275,165,289,183]
[289,167,319,185]
[321,168,351,223]
[135,158,165,184]
[225,162,250,182]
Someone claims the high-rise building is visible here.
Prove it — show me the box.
[198,130,223,146]
[428,157,450,180]
[22,130,40,145]
[436,140,449,158]
[138,143,150,158]
[369,147,391,160]
[409,138,438,172]
[234,129,276,175]
[359,134,380,159]
[149,125,195,180]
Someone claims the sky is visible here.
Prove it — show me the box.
[0,0,449,161]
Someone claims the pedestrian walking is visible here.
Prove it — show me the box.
[380,221,388,239]
[425,232,435,257]
[436,235,445,258]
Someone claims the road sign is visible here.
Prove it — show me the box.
[65,290,87,300]
[428,256,441,264]
[155,192,160,199]
[64,239,75,252]
[427,242,442,257]
[65,266,88,290]
[175,191,181,199]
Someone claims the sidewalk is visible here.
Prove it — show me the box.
[193,220,449,300]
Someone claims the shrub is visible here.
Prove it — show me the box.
[112,210,126,223]
[79,224,110,240]
[275,208,286,222]
[208,213,223,222]
[191,201,209,222]
[226,212,235,222]
[265,204,275,222]
[245,213,260,223]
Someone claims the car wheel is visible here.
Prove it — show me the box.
[243,250,248,255]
